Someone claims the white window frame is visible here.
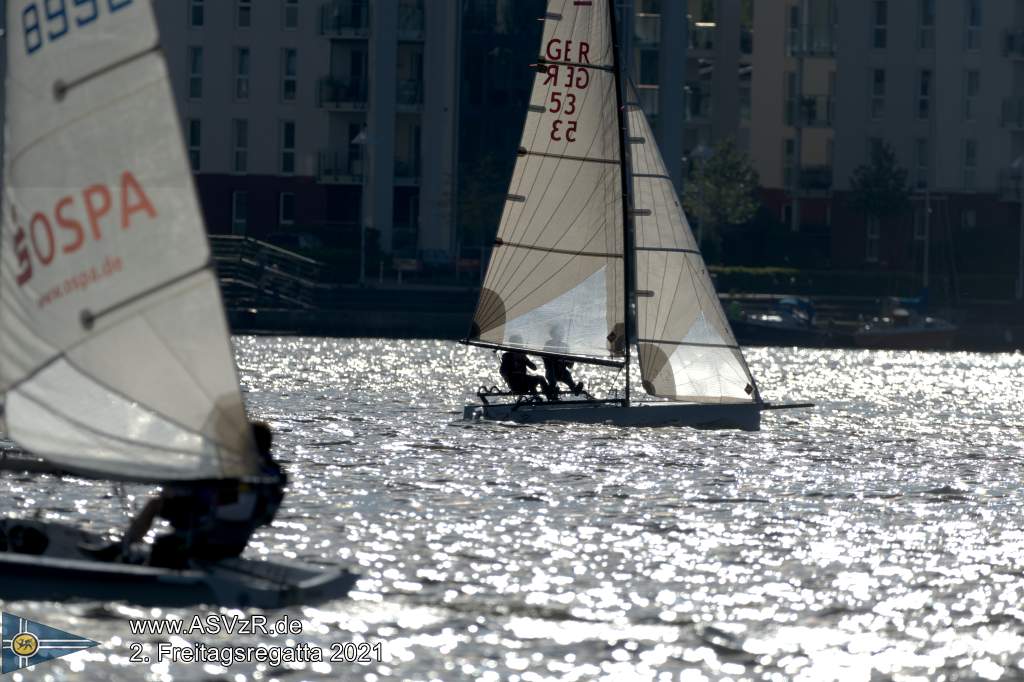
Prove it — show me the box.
[232,191,248,234]
[872,0,887,49]
[188,46,202,99]
[187,119,201,171]
[919,0,934,49]
[279,192,296,225]
[870,68,885,120]
[281,48,297,102]
[232,119,248,174]
[235,47,250,100]
[237,0,252,28]
[283,0,298,30]
[963,139,977,190]
[965,0,982,51]
[189,0,204,28]
[280,120,296,174]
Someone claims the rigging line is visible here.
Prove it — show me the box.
[82,261,212,330]
[54,43,163,101]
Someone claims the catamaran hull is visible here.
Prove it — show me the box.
[0,521,357,608]
[463,400,762,431]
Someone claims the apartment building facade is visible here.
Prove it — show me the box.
[831,0,1021,289]
[154,0,460,265]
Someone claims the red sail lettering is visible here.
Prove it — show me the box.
[578,42,590,63]
[120,171,157,228]
[55,195,85,254]
[83,184,111,240]
[30,212,56,265]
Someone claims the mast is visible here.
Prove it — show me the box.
[608,0,634,406]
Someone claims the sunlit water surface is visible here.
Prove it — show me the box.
[1,339,1023,682]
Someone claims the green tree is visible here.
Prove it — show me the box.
[682,138,760,252]
[848,141,911,219]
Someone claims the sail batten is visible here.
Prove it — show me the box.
[1,0,258,482]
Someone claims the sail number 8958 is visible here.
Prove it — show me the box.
[22,0,134,56]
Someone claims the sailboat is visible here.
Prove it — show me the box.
[0,0,355,606]
[462,0,808,430]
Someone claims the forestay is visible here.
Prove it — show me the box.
[469,0,626,363]
[627,95,758,403]
[0,0,258,481]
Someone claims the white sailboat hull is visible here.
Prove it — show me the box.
[463,399,762,431]
[0,520,356,608]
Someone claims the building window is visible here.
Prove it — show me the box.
[917,70,932,120]
[868,137,884,161]
[187,46,202,99]
[786,5,800,54]
[866,216,880,263]
[189,0,203,27]
[871,68,885,120]
[872,1,887,49]
[279,193,295,225]
[280,120,296,174]
[914,206,927,240]
[783,138,795,188]
[965,0,982,51]
[281,48,297,101]
[915,138,929,190]
[232,191,248,234]
[919,0,934,49]
[963,139,978,190]
[739,76,751,124]
[283,0,299,29]
[784,71,796,126]
[964,70,980,122]
[237,0,252,28]
[232,119,248,173]
[187,119,201,171]
[961,208,977,230]
[235,47,250,100]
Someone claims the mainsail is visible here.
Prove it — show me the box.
[1,0,258,480]
[469,0,626,364]
[627,94,758,403]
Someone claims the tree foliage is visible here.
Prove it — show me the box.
[848,141,911,218]
[681,138,760,247]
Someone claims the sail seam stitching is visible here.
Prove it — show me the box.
[494,239,622,259]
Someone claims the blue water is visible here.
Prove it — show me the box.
[1,339,1022,681]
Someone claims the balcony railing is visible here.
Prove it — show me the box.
[787,28,837,56]
[1005,29,1024,58]
[636,85,659,116]
[320,1,369,37]
[999,169,1023,202]
[1002,97,1024,128]
[395,158,421,184]
[686,87,712,121]
[317,77,368,108]
[689,24,715,52]
[397,80,424,109]
[796,95,834,128]
[635,14,661,46]
[799,165,833,193]
[317,150,364,184]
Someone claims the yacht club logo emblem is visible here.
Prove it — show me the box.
[1,612,97,674]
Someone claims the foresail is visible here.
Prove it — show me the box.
[469,0,625,363]
[627,96,758,403]
[1,0,257,481]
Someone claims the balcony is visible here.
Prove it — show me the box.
[317,77,368,110]
[398,5,424,41]
[787,28,837,57]
[1005,29,1024,58]
[685,86,712,122]
[1002,98,1024,128]
[320,1,369,38]
[796,95,833,128]
[689,24,715,53]
[395,158,420,186]
[317,150,364,185]
[797,165,833,195]
[635,14,661,46]
[397,80,423,111]
[636,85,659,116]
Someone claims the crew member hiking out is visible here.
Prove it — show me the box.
[499,337,555,400]
[118,421,286,568]
[542,327,583,399]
